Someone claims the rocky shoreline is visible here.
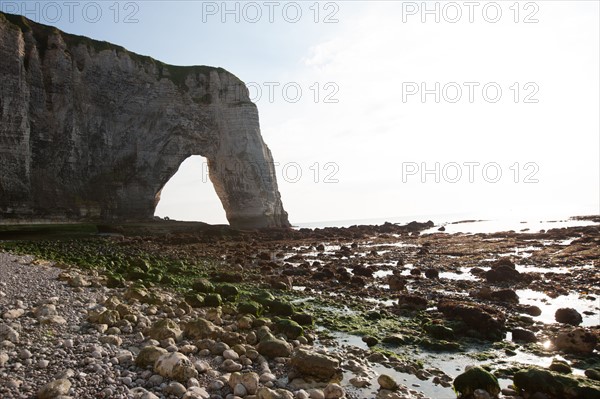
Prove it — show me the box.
[0,219,599,399]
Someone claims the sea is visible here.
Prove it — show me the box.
[294,211,599,234]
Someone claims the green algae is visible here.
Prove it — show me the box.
[514,367,600,399]
[453,366,500,398]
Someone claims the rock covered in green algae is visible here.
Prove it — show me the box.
[238,301,263,317]
[275,318,304,340]
[424,321,455,340]
[453,366,500,398]
[184,292,205,307]
[291,312,314,326]
[549,359,572,374]
[192,278,215,293]
[514,367,600,399]
[267,300,295,316]
[203,293,223,307]
[216,284,239,301]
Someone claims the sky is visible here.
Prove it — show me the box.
[4,1,599,225]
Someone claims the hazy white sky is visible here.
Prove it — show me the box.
[7,1,598,224]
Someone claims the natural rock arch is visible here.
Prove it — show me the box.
[0,12,289,228]
[154,155,228,224]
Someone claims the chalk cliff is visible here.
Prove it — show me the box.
[0,12,289,228]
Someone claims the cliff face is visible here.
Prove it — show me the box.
[0,12,289,228]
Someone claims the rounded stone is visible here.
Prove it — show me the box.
[165,381,187,397]
[323,383,344,399]
[37,379,72,399]
[378,374,397,390]
[223,349,240,360]
[234,383,248,396]
[154,352,199,382]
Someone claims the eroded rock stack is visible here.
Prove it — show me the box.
[0,12,289,229]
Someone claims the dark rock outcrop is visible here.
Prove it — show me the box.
[0,12,289,229]
[555,308,583,326]
[437,299,506,340]
[514,367,600,399]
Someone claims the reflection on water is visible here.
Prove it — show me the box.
[424,218,598,235]
[516,289,600,327]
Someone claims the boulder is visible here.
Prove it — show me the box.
[485,265,523,283]
[490,289,519,303]
[37,379,71,399]
[424,322,455,340]
[267,300,295,317]
[290,348,340,381]
[257,333,293,358]
[154,352,198,382]
[148,319,182,341]
[377,374,398,390]
[256,387,295,399]
[397,294,428,310]
[229,372,260,395]
[549,359,572,374]
[555,308,583,326]
[0,324,20,343]
[183,318,220,340]
[203,293,222,307]
[511,328,537,343]
[238,301,263,317]
[388,275,406,291]
[554,328,597,354]
[424,268,439,279]
[514,367,600,399]
[95,310,120,326]
[484,258,530,284]
[192,279,215,293]
[453,366,500,398]
[275,319,304,340]
[135,346,168,368]
[586,369,600,381]
[323,383,345,398]
[437,300,505,340]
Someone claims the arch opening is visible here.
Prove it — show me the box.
[154,155,228,225]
